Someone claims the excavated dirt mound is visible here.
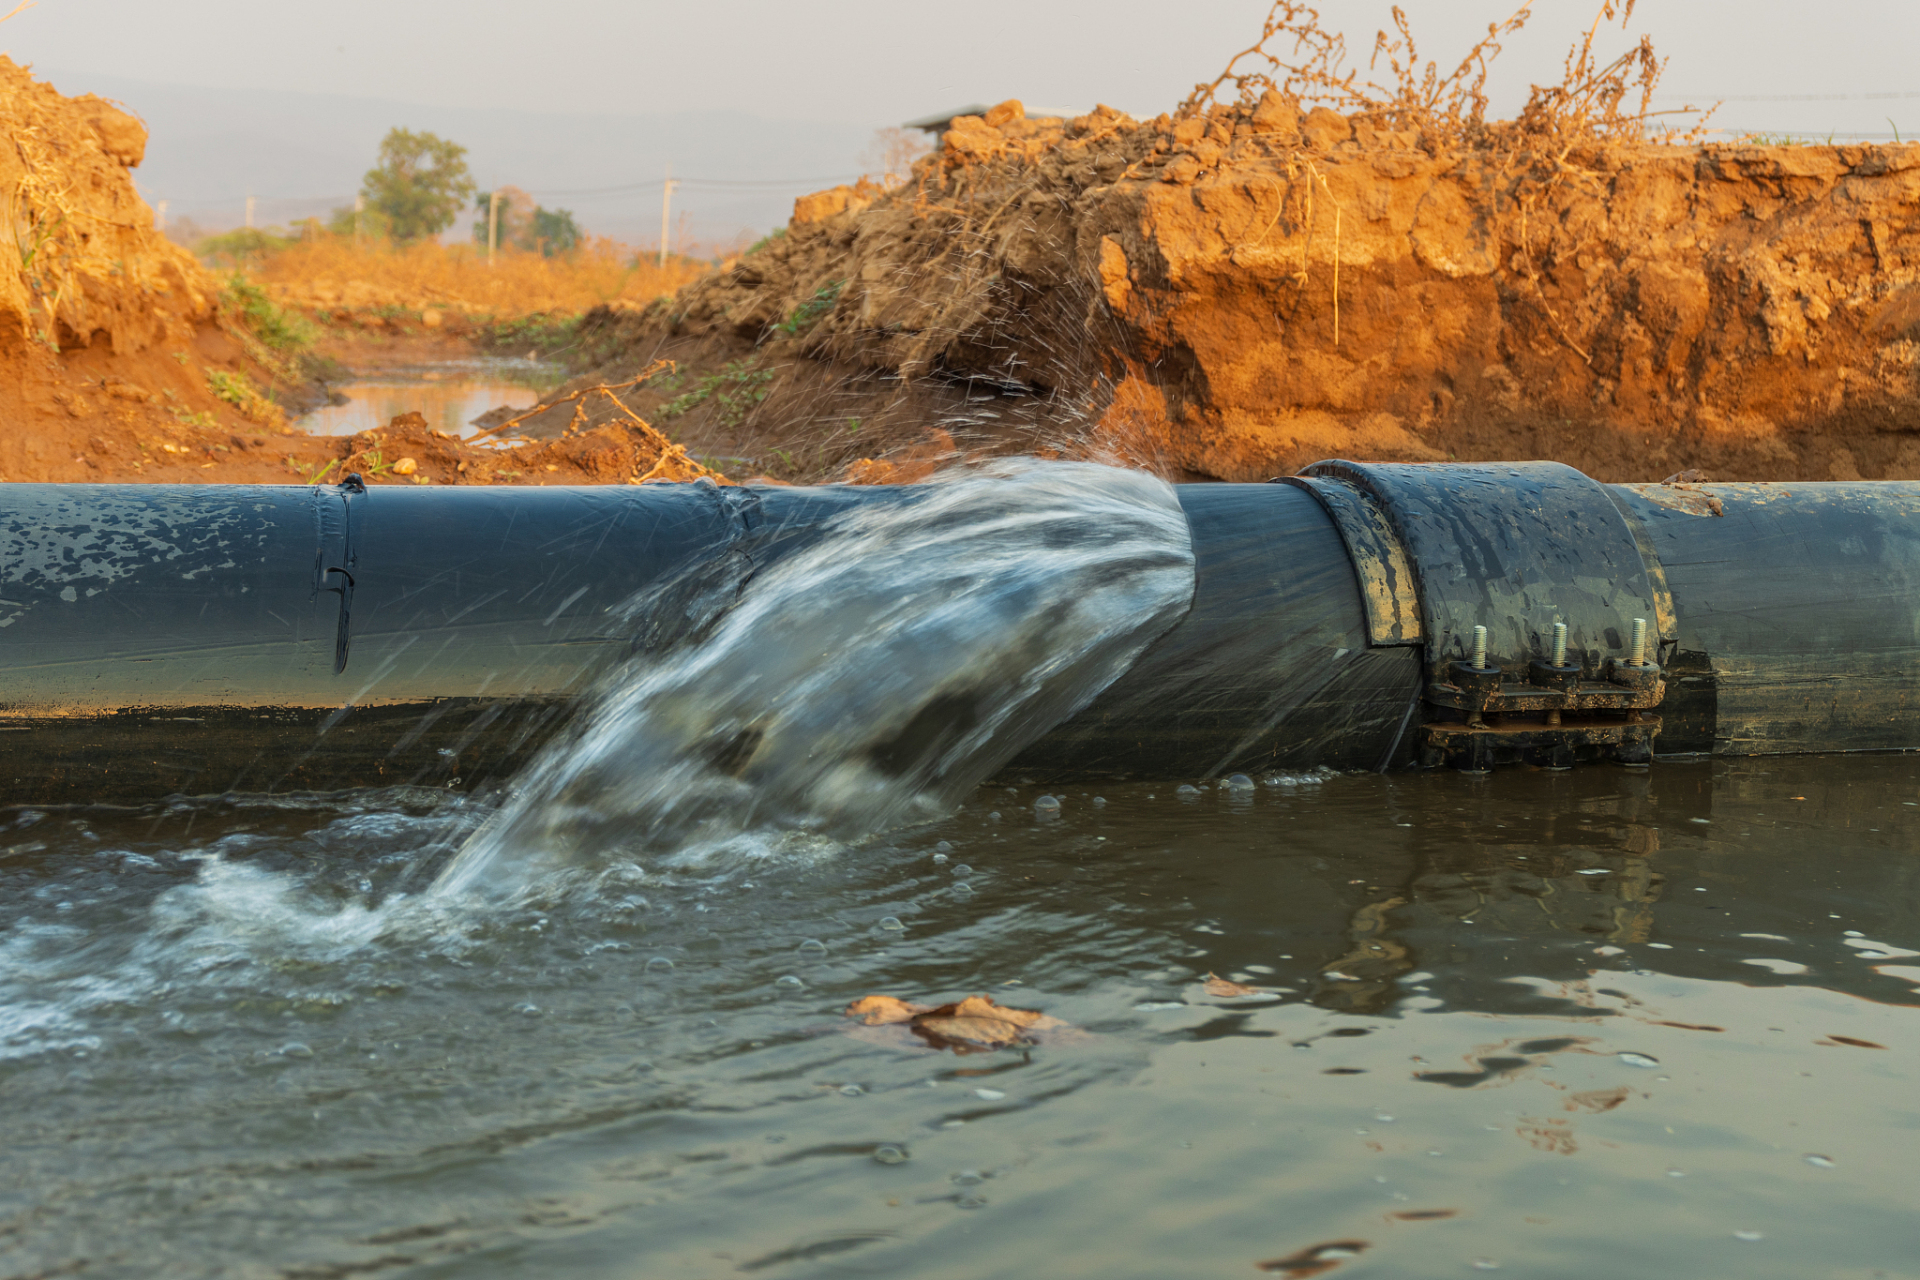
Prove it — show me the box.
[0,56,329,482]
[550,95,1920,484]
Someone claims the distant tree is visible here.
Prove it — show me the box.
[530,206,581,257]
[470,186,582,257]
[471,185,536,249]
[361,128,475,242]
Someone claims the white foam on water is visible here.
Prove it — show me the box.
[436,460,1196,896]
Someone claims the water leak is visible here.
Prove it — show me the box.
[298,358,552,437]
[4,463,1920,1275]
[437,461,1196,896]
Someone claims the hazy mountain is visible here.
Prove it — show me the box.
[33,67,879,250]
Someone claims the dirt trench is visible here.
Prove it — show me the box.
[543,97,1920,486]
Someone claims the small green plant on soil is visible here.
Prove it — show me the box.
[172,408,217,429]
[774,280,844,337]
[205,369,278,422]
[655,358,775,428]
[743,227,786,257]
[221,274,314,351]
[474,312,582,359]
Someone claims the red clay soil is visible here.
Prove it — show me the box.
[0,59,719,490]
[548,95,1920,485]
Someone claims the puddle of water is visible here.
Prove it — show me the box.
[299,360,552,437]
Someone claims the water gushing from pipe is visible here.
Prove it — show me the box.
[435,461,1195,894]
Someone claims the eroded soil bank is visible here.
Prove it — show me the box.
[542,97,1920,485]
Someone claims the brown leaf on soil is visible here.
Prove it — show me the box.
[843,993,1066,1051]
[844,995,930,1026]
[1256,1240,1370,1276]
[1204,972,1265,997]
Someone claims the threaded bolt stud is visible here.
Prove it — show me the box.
[1629,617,1648,665]
[1551,621,1568,667]
[1471,625,1489,670]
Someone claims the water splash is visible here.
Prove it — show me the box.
[435,461,1195,895]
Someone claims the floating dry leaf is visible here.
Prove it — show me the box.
[1204,972,1265,997]
[843,993,1067,1052]
[1565,1087,1630,1114]
[1390,1209,1459,1222]
[1257,1239,1370,1276]
[1820,1034,1888,1050]
[844,995,929,1026]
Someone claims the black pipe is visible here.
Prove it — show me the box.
[3,465,1918,804]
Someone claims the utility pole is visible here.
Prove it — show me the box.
[488,188,500,267]
[155,199,167,235]
[658,166,678,268]
[245,194,255,230]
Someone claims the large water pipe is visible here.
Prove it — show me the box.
[3,462,1917,803]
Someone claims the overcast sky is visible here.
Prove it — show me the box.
[12,0,1919,241]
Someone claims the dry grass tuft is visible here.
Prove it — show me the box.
[245,234,709,320]
[1182,0,1713,146]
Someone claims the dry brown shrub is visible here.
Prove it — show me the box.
[247,233,708,319]
[1182,0,1712,146]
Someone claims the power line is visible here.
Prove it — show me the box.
[1658,91,1920,103]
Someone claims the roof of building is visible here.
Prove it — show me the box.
[903,104,1089,134]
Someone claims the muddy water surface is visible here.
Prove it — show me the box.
[299,359,549,438]
[2,758,1917,1278]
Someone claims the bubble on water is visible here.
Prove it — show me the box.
[1175,784,1202,798]
[956,1194,989,1209]
[988,812,1002,823]
[1092,796,1106,807]
[952,1170,986,1186]
[1666,1168,1686,1178]
[1134,1001,1185,1011]
[797,939,829,955]
[613,1003,635,1017]
[932,853,949,864]
[1223,774,1255,791]
[277,1042,313,1059]
[645,956,676,973]
[1034,795,1061,814]
[973,1087,1006,1101]
[935,841,953,853]
[1471,1261,1501,1271]
[840,1084,863,1096]
[1375,1114,1395,1123]
[952,882,974,895]
[1617,1051,1660,1068]
[776,974,804,988]
[951,864,973,876]
[879,916,905,931]
[1804,1154,1836,1168]
[873,1144,908,1165]
[514,1002,542,1017]
[1733,1230,1764,1242]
